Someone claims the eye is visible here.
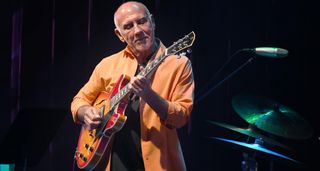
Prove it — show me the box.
[137,17,148,25]
[123,23,133,30]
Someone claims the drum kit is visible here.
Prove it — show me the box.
[207,93,314,171]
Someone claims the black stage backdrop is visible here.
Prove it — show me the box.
[0,0,319,171]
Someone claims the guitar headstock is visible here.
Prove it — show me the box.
[166,31,196,55]
[138,31,195,78]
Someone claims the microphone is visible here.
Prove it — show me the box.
[244,47,289,58]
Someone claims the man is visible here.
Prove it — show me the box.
[71,1,194,171]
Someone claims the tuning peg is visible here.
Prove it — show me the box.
[187,48,192,54]
[177,51,186,58]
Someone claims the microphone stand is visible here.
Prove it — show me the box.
[195,56,255,104]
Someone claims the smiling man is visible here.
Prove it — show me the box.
[71,1,195,171]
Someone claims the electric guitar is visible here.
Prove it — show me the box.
[75,31,196,170]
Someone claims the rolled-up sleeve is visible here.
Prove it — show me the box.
[70,64,105,123]
[164,58,194,129]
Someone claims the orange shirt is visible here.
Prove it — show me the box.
[71,41,195,171]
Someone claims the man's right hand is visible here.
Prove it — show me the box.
[77,105,101,130]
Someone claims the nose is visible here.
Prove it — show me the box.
[133,23,143,35]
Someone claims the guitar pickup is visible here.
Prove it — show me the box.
[78,153,87,162]
[84,143,94,152]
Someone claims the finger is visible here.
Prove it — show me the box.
[131,81,140,89]
[91,107,99,114]
[136,75,145,80]
[90,120,101,128]
[86,108,100,121]
[136,76,150,87]
[84,115,101,130]
[133,79,147,89]
[130,85,138,94]
[92,116,102,122]
[92,114,101,121]
[132,83,143,93]
[83,114,90,126]
[90,120,101,127]
[85,109,100,122]
[135,75,146,83]
[128,82,132,89]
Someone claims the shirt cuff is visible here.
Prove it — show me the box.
[71,100,90,124]
[163,102,186,129]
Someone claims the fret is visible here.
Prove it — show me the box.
[110,84,130,109]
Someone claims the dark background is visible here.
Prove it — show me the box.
[1,0,319,170]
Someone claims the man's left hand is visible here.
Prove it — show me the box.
[129,75,152,99]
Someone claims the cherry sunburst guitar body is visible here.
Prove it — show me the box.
[74,31,195,170]
[76,74,130,170]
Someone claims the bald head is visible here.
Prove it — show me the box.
[113,1,156,59]
[114,1,151,28]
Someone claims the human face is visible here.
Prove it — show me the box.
[115,4,155,58]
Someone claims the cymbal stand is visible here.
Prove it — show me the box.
[241,152,258,171]
[241,138,263,171]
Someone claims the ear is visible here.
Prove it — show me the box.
[114,28,125,42]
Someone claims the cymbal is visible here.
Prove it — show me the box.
[232,93,313,139]
[207,121,289,149]
[209,136,301,164]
